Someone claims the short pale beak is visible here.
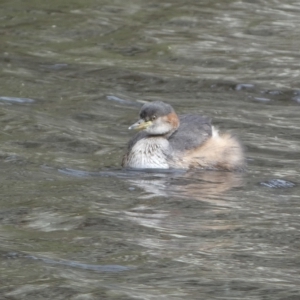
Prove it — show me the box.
[128,119,152,130]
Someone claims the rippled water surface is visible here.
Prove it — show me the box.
[1,0,300,299]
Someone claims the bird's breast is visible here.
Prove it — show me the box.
[125,137,169,169]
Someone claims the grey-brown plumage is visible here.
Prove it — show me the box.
[169,115,212,152]
[122,101,245,171]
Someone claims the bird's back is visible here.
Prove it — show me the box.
[168,114,212,152]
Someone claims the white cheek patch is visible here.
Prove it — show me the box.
[146,118,172,135]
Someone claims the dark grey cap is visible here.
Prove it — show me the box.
[139,101,175,120]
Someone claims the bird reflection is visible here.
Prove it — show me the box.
[126,169,244,205]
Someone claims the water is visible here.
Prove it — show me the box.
[1,0,300,299]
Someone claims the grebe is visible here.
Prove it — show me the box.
[122,101,245,171]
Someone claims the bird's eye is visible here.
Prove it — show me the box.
[151,115,157,121]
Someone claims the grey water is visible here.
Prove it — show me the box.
[1,0,300,299]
